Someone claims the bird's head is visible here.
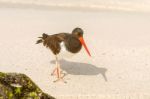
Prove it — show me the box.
[72,27,91,57]
[72,27,84,37]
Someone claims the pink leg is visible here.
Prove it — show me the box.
[51,68,57,76]
[56,67,60,78]
[53,56,67,83]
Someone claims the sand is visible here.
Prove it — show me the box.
[0,7,150,99]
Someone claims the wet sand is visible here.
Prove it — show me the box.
[0,7,150,99]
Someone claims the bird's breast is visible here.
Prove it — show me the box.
[64,36,82,53]
[58,42,75,59]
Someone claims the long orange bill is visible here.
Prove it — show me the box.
[79,37,91,57]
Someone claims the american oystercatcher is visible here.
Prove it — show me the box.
[36,28,91,82]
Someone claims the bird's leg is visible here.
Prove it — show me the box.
[51,67,64,76]
[51,68,57,76]
[51,55,61,76]
[56,56,60,78]
[51,56,59,76]
[53,56,67,83]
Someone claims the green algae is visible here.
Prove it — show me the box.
[0,72,55,99]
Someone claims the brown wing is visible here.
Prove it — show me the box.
[43,33,68,55]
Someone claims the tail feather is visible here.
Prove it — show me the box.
[36,39,43,44]
[36,33,48,44]
[42,33,48,39]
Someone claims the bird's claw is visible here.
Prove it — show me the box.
[53,78,67,83]
[51,67,68,83]
[53,73,67,83]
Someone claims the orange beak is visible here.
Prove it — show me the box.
[79,37,91,57]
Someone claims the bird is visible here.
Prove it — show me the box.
[36,28,91,82]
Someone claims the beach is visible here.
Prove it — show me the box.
[0,5,150,99]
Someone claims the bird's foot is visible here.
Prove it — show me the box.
[51,68,67,76]
[51,67,67,83]
[53,73,67,83]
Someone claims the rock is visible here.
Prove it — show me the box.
[0,72,55,99]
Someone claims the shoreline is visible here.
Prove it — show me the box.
[0,2,150,13]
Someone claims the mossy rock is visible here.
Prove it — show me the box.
[0,72,55,99]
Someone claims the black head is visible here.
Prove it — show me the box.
[72,27,91,56]
[72,27,84,38]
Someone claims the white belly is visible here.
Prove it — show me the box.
[58,42,74,59]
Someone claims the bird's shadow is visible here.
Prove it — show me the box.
[50,60,108,81]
